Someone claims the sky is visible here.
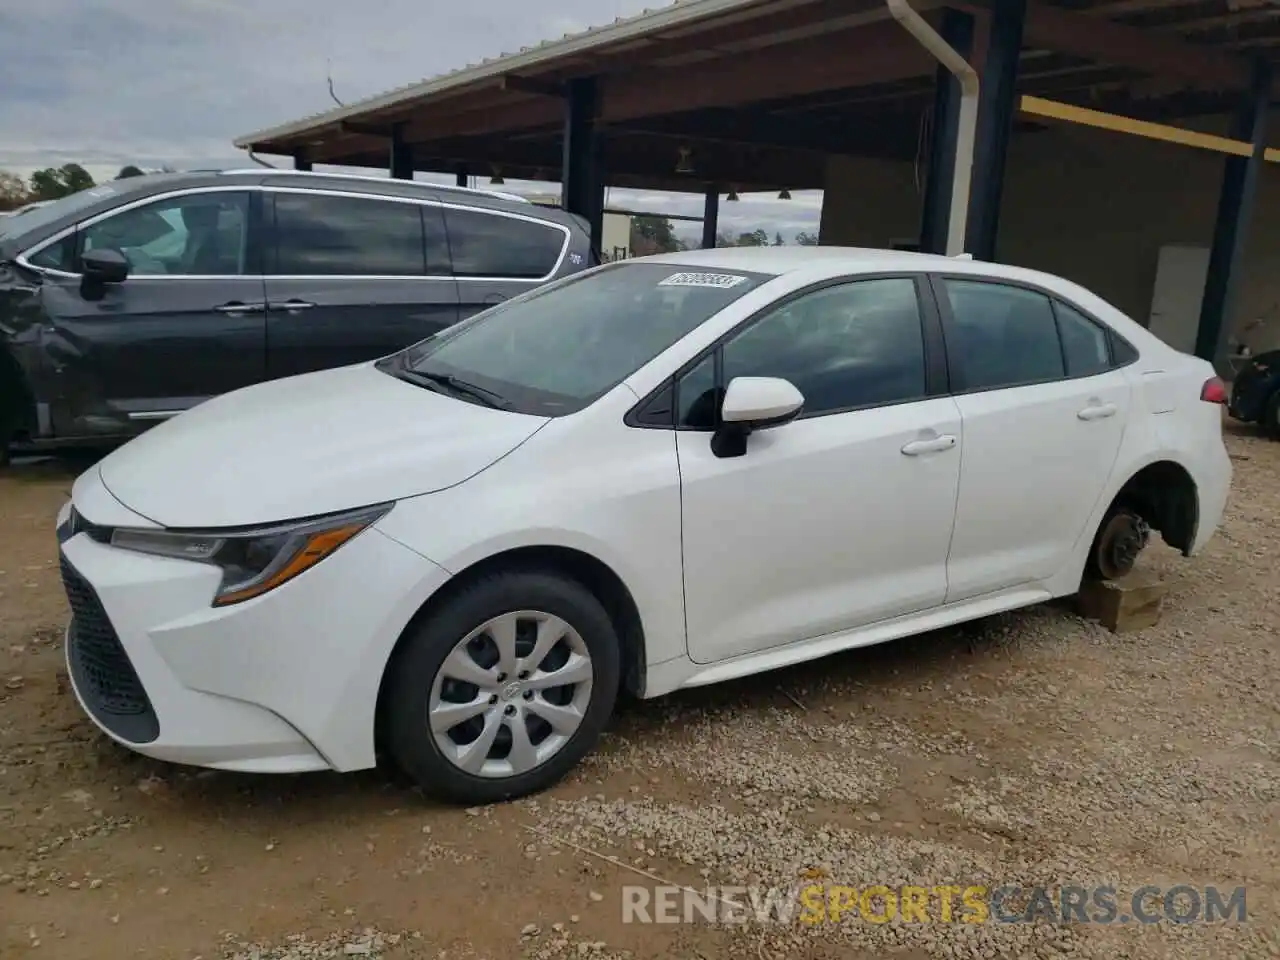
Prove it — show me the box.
[0,0,823,244]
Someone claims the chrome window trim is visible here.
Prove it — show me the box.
[18,184,572,285]
[15,185,256,280]
[221,169,531,204]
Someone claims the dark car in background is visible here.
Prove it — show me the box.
[1228,349,1280,439]
[0,170,596,462]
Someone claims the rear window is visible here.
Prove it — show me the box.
[443,208,566,279]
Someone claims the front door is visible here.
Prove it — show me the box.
[263,190,459,379]
[675,276,963,665]
[935,277,1130,600]
[41,189,266,435]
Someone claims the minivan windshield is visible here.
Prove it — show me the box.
[382,261,774,416]
[0,184,124,241]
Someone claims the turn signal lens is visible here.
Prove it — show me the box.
[213,521,370,606]
[1200,377,1228,404]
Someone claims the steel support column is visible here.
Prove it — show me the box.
[292,150,312,171]
[920,8,975,255]
[702,187,720,249]
[966,0,1025,260]
[1196,59,1272,371]
[561,77,604,251]
[455,165,469,188]
[390,125,414,180]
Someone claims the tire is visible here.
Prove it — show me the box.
[383,569,621,805]
[1084,506,1149,582]
[1263,390,1280,441]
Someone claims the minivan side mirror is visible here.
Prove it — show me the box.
[82,248,130,286]
[711,376,804,458]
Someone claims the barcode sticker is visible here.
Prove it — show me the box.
[658,272,749,289]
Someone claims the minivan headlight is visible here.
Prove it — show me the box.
[109,503,392,606]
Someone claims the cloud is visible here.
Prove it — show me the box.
[0,0,822,239]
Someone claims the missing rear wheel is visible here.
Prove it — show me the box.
[1086,508,1151,581]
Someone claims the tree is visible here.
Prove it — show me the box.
[734,228,769,247]
[116,165,145,179]
[0,171,30,211]
[773,231,785,246]
[795,231,820,246]
[28,164,96,201]
[630,215,682,256]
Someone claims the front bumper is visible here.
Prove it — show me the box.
[58,505,450,774]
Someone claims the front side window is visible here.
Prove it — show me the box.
[387,262,773,416]
[443,208,566,279]
[273,192,426,276]
[80,191,250,276]
[942,279,1064,391]
[678,277,928,425]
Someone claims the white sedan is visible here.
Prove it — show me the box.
[56,247,1231,804]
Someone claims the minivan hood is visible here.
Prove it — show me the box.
[97,363,548,528]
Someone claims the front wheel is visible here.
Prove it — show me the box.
[383,570,620,805]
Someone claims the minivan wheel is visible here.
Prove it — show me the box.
[384,570,620,805]
[1263,390,1280,441]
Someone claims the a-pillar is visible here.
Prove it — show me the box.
[702,187,720,249]
[389,124,414,180]
[560,77,604,252]
[965,0,1025,261]
[919,8,975,255]
[1196,60,1272,372]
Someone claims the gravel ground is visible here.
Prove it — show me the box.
[0,421,1276,959]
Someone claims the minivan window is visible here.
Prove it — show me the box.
[81,191,250,276]
[388,262,773,415]
[273,193,427,276]
[443,208,565,279]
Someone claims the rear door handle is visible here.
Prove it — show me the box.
[214,301,265,315]
[1077,402,1117,421]
[901,435,957,456]
[270,299,317,314]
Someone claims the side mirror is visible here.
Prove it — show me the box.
[82,248,130,285]
[712,376,804,458]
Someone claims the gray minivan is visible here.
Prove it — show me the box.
[0,170,596,462]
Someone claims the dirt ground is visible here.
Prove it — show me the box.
[1,424,1277,960]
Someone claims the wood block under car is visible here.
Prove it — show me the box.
[1075,570,1166,633]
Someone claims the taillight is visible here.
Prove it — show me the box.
[1201,377,1228,404]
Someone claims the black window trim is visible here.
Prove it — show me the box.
[928,272,1139,397]
[625,271,948,431]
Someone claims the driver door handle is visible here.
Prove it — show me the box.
[901,435,957,456]
[214,301,265,315]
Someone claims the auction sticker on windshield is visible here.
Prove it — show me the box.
[658,272,749,289]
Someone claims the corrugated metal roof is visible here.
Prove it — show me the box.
[233,0,787,148]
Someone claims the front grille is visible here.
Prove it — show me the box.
[60,554,160,743]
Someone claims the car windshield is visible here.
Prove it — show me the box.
[383,261,774,416]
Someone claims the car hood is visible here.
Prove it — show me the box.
[97,362,549,528]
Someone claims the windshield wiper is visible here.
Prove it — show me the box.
[397,368,511,410]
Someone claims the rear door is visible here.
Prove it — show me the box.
[934,276,1131,600]
[263,189,459,379]
[35,188,267,433]
[441,204,572,319]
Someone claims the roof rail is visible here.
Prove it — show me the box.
[217,168,531,204]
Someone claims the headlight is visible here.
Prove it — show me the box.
[109,503,392,606]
